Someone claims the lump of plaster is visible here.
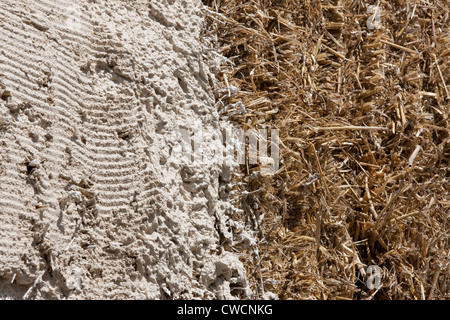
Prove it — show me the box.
[200,252,252,299]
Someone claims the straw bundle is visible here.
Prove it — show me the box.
[203,0,449,299]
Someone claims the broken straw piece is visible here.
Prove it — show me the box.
[408,145,421,167]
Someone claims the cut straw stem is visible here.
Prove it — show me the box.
[316,126,389,131]
[380,39,417,54]
[433,54,450,99]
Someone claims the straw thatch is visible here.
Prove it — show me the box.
[203,0,449,300]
